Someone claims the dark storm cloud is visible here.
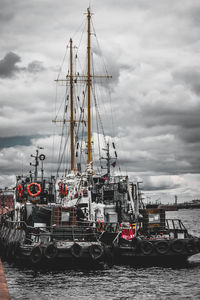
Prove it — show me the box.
[0,52,22,78]
[140,106,200,131]
[178,128,200,144]
[143,182,180,192]
[173,67,200,95]
[0,52,45,78]
[0,136,41,149]
[27,61,45,73]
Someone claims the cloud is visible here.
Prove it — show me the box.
[0,52,45,78]
[0,1,200,203]
[173,67,200,95]
[0,52,22,78]
[27,61,45,73]
[0,136,39,149]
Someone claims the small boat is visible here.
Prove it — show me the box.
[110,205,200,266]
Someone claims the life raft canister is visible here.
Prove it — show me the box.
[96,220,105,233]
[60,184,68,197]
[16,184,23,199]
[27,183,41,197]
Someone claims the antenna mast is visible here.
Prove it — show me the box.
[70,38,75,171]
[87,8,92,165]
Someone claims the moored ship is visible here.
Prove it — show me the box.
[0,7,200,269]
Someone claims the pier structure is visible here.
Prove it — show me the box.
[0,259,10,299]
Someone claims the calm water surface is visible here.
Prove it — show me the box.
[3,209,200,300]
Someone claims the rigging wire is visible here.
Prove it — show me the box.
[91,18,121,171]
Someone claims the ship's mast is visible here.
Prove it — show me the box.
[87,8,92,165]
[70,38,75,171]
[54,8,111,172]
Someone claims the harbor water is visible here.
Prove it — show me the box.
[3,209,200,300]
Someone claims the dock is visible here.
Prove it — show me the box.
[0,259,10,299]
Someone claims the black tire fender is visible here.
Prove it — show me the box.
[89,244,104,261]
[155,240,170,255]
[70,243,82,258]
[30,246,43,264]
[140,241,154,255]
[44,243,58,259]
[171,239,184,253]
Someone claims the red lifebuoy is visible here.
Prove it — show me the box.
[27,183,41,197]
[60,184,68,196]
[16,184,23,199]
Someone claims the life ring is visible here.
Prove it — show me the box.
[44,243,58,260]
[71,243,82,258]
[88,244,103,261]
[60,184,68,196]
[140,240,154,255]
[27,183,41,197]
[39,154,46,161]
[30,246,43,264]
[171,239,184,253]
[17,184,23,199]
[185,239,196,254]
[155,240,170,255]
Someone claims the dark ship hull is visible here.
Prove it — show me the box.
[112,236,200,267]
[0,220,111,269]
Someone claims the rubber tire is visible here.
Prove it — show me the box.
[171,239,184,253]
[155,240,170,255]
[30,246,43,264]
[89,244,103,261]
[44,243,58,259]
[71,243,82,258]
[140,241,154,255]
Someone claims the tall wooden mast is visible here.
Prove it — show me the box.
[87,8,92,165]
[54,8,112,172]
[70,38,75,171]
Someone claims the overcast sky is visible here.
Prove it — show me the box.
[0,0,200,203]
